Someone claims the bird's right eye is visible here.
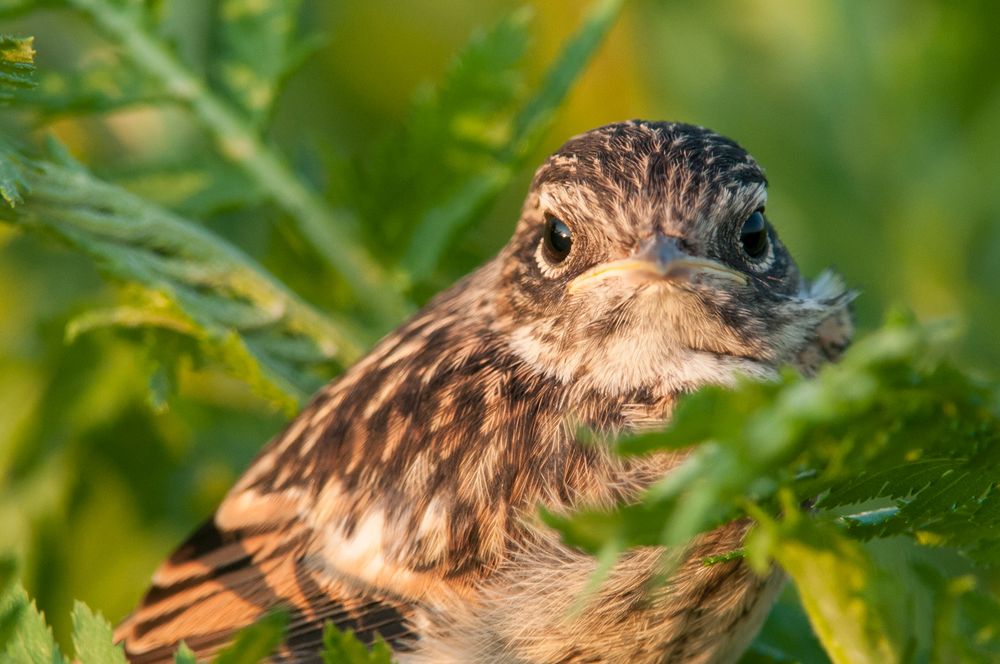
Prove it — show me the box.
[739,210,769,259]
[543,216,573,263]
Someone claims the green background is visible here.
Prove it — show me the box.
[0,0,998,655]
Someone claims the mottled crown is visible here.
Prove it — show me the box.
[522,121,767,240]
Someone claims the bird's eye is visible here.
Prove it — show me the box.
[543,216,573,263]
[740,210,768,259]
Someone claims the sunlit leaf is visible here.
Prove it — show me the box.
[0,34,34,100]
[320,623,393,664]
[747,515,903,664]
[71,602,127,664]
[0,584,66,664]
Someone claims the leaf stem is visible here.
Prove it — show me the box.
[2,153,365,409]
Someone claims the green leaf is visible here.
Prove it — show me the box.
[320,623,393,664]
[0,583,66,664]
[65,302,200,342]
[0,148,362,413]
[0,37,35,207]
[551,315,1000,561]
[110,158,261,218]
[13,53,161,116]
[747,513,903,664]
[539,505,628,553]
[71,602,127,664]
[173,643,197,664]
[211,611,287,664]
[0,140,29,208]
[0,35,35,100]
[616,382,780,456]
[819,458,957,508]
[210,0,310,129]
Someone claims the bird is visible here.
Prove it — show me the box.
[114,120,853,663]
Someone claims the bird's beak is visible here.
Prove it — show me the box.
[568,235,747,294]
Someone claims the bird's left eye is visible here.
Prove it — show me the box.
[543,216,573,263]
[740,210,768,259]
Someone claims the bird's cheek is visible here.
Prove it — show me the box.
[670,300,758,356]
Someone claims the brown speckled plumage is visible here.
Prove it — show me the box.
[115,121,853,663]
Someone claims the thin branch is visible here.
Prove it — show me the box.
[64,0,407,322]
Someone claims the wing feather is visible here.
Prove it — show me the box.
[115,316,510,661]
[115,515,416,662]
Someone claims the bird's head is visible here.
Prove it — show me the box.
[491,120,853,395]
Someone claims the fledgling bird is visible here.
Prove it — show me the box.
[115,120,853,663]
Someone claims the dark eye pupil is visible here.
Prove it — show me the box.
[740,210,768,258]
[544,217,572,262]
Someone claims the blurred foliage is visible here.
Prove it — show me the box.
[320,622,393,664]
[5,145,362,413]
[0,0,997,663]
[549,315,1000,561]
[548,314,1000,662]
[0,35,32,105]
